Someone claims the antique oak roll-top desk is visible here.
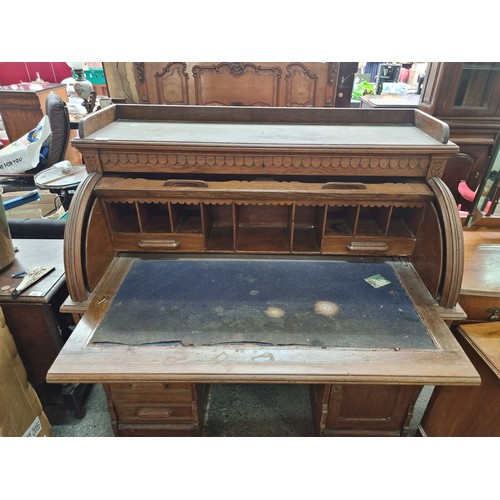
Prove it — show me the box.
[47,104,480,437]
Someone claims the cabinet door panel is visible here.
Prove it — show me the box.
[325,384,422,434]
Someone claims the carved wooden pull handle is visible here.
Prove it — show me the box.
[347,242,389,253]
[138,239,180,249]
[163,179,208,188]
[322,182,367,190]
[136,408,174,418]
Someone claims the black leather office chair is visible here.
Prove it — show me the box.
[31,92,71,175]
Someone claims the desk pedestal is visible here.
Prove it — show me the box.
[0,239,91,418]
[100,381,421,437]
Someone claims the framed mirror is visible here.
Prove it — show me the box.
[465,141,500,227]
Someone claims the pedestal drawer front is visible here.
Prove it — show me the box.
[117,423,202,437]
[107,382,194,404]
[112,233,205,252]
[113,403,196,424]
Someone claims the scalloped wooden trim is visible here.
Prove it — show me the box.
[96,151,432,176]
[427,177,464,308]
[64,172,102,302]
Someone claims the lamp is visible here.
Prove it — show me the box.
[67,62,96,114]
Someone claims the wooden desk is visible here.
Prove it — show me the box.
[47,104,479,436]
[418,322,500,436]
[0,239,90,418]
[459,226,500,322]
[360,94,421,109]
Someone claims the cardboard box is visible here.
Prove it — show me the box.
[3,190,65,219]
[0,308,52,437]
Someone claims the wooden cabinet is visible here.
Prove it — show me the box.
[418,218,500,437]
[104,62,357,108]
[459,226,500,323]
[0,82,68,141]
[418,62,500,204]
[0,82,82,165]
[418,322,500,436]
[0,239,89,418]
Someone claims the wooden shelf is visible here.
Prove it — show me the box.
[101,190,426,257]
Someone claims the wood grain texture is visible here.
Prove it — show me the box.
[419,322,500,436]
[49,105,480,436]
[106,62,343,109]
[47,256,479,385]
[459,226,500,322]
[63,172,102,302]
[426,177,464,308]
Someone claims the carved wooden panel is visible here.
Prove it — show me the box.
[192,62,282,106]
[154,62,189,105]
[123,62,353,108]
[285,63,318,107]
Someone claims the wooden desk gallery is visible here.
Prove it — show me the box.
[47,104,479,437]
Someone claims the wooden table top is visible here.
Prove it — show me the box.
[360,94,421,108]
[461,227,500,297]
[47,255,480,386]
[89,120,443,147]
[0,239,65,304]
[458,322,500,379]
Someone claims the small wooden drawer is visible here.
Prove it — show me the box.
[117,423,202,437]
[112,233,205,252]
[107,382,194,404]
[322,236,415,256]
[112,403,196,424]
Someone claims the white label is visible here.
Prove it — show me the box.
[23,415,42,437]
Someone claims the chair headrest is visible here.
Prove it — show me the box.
[45,93,70,168]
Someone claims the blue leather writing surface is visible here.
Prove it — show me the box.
[92,258,436,349]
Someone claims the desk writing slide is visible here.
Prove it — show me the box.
[93,259,435,350]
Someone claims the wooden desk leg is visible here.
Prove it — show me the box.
[62,383,94,419]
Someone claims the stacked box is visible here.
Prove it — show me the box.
[0,308,52,437]
[3,190,65,219]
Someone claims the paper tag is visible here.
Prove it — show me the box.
[364,274,391,288]
[23,415,42,437]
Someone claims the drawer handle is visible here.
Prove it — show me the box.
[487,307,500,321]
[138,239,180,249]
[126,383,170,390]
[347,242,389,253]
[322,182,367,190]
[136,408,174,418]
[163,179,208,188]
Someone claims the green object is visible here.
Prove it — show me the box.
[72,67,106,85]
[351,80,375,101]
